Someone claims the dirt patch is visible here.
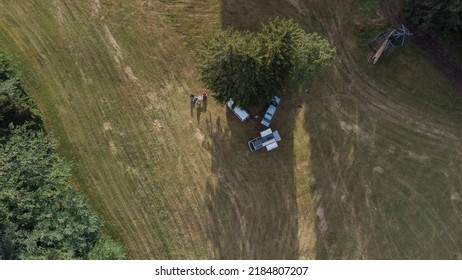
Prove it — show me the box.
[406,150,430,163]
[108,140,117,155]
[373,166,384,174]
[124,66,139,83]
[92,0,101,17]
[339,120,373,144]
[103,122,113,131]
[194,128,205,143]
[316,206,328,236]
[103,24,123,66]
[451,192,462,202]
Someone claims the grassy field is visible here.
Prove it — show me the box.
[0,0,461,259]
[299,0,462,259]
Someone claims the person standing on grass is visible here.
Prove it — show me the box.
[202,91,207,101]
[190,93,196,103]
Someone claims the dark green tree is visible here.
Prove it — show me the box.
[293,33,337,82]
[0,50,41,134]
[197,29,266,106]
[0,201,17,260]
[259,18,304,95]
[405,0,462,33]
[0,51,16,82]
[0,125,101,259]
[197,18,335,108]
[88,235,128,260]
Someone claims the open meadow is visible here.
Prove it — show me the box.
[0,0,461,259]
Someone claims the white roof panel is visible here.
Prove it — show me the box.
[266,142,278,151]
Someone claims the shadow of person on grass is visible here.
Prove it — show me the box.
[196,104,203,124]
[190,101,195,117]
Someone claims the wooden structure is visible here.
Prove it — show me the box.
[369,25,412,64]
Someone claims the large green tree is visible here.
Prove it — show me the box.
[0,125,101,259]
[0,51,41,134]
[198,30,265,106]
[197,18,335,108]
[405,0,462,33]
[0,125,128,259]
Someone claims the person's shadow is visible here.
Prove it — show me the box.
[203,99,208,112]
[196,104,202,124]
[190,101,195,117]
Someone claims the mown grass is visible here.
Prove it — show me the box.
[1,0,461,260]
[301,0,462,259]
[0,0,316,259]
[0,0,219,259]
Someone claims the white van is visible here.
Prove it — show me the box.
[227,99,250,122]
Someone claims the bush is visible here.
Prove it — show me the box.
[88,236,128,260]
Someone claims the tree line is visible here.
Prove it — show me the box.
[0,50,126,260]
[405,0,462,33]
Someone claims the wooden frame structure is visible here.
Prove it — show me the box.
[369,25,412,64]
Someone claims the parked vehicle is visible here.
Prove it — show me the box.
[260,96,281,127]
[248,128,282,151]
[227,99,250,122]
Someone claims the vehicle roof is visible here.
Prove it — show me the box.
[261,96,281,126]
[266,104,277,115]
[273,131,281,141]
[266,142,278,151]
[227,99,250,121]
[261,105,276,126]
[271,96,281,105]
[249,130,281,150]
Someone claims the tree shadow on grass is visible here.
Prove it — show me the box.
[203,101,301,259]
[200,1,325,259]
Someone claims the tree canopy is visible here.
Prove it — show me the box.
[405,0,462,33]
[197,18,335,108]
[0,125,105,259]
[0,52,42,134]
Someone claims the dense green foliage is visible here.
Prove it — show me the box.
[0,125,129,259]
[88,235,128,260]
[292,33,337,82]
[198,30,264,106]
[1,125,97,259]
[0,50,127,260]
[0,52,42,133]
[197,18,335,108]
[405,0,462,33]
